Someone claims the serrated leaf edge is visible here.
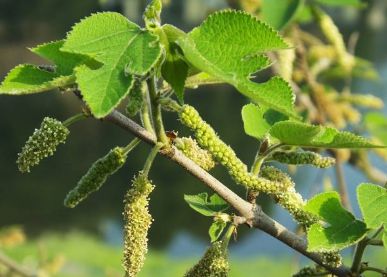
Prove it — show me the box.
[0,64,74,94]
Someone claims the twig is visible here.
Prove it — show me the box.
[0,251,37,277]
[141,81,155,134]
[143,143,163,176]
[104,109,352,277]
[63,112,88,127]
[367,239,383,246]
[360,266,387,275]
[370,226,384,240]
[351,238,368,274]
[147,76,168,143]
[335,161,353,212]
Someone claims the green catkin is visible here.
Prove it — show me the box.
[320,251,342,268]
[314,8,354,72]
[271,151,336,168]
[336,94,384,109]
[277,41,295,82]
[179,105,317,226]
[258,166,318,226]
[174,137,216,171]
[184,241,229,277]
[126,80,144,117]
[17,117,69,173]
[293,265,326,277]
[123,173,154,277]
[260,166,294,190]
[64,147,127,208]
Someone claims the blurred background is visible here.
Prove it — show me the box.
[0,0,386,276]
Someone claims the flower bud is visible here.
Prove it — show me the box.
[184,241,229,277]
[271,151,336,168]
[64,147,127,208]
[175,137,216,171]
[123,172,154,277]
[17,117,69,173]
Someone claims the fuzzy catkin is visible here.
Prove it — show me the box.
[17,117,69,173]
[123,173,154,277]
[315,8,354,71]
[184,241,229,277]
[64,147,127,208]
[338,94,384,109]
[174,137,216,171]
[179,105,317,226]
[260,166,294,190]
[271,151,336,168]
[293,265,326,277]
[277,43,295,82]
[320,251,342,268]
[126,80,144,117]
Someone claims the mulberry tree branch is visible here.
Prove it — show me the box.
[104,109,351,277]
[0,251,37,277]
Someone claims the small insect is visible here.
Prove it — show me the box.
[166,130,178,142]
[38,65,55,72]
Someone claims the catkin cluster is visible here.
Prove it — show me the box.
[174,137,216,171]
[311,83,360,129]
[64,147,127,208]
[179,105,317,226]
[271,151,336,168]
[17,117,69,173]
[184,241,229,277]
[123,173,154,277]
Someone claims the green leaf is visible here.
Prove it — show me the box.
[0,40,89,95]
[177,10,298,118]
[0,64,74,95]
[270,121,385,148]
[30,40,93,76]
[184,193,229,217]
[209,221,227,242]
[316,0,364,7]
[241,103,287,140]
[209,194,229,211]
[261,0,305,30]
[357,183,387,229]
[61,12,162,118]
[305,191,367,251]
[161,45,188,103]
